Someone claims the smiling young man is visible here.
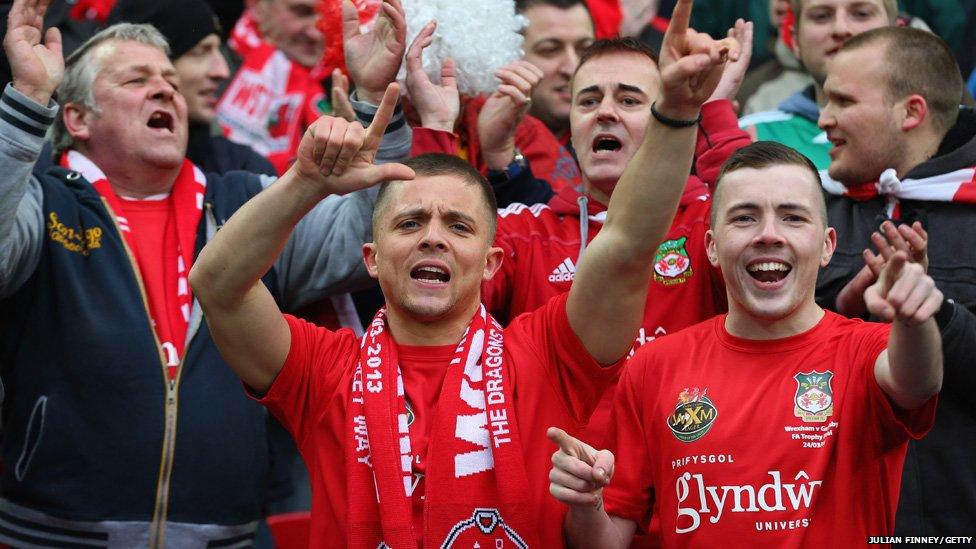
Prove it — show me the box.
[189,1,740,545]
[548,141,944,546]
[740,0,896,168]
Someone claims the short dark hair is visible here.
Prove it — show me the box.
[712,141,826,226]
[573,37,659,82]
[372,153,499,241]
[840,27,963,136]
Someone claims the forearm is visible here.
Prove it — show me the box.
[192,171,326,309]
[0,84,51,296]
[565,506,630,549]
[601,112,698,266]
[885,318,943,409]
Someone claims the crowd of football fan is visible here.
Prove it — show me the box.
[0,0,973,547]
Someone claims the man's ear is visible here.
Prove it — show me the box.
[62,103,93,143]
[705,229,720,267]
[483,246,504,281]
[900,94,928,133]
[820,226,837,267]
[362,242,379,279]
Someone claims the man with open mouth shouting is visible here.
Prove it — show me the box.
[189,1,740,546]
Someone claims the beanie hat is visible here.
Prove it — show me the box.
[106,0,221,59]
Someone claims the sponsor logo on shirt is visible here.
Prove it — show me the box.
[675,470,821,534]
[667,388,717,443]
[547,257,576,284]
[441,508,527,548]
[793,371,834,423]
[654,237,693,285]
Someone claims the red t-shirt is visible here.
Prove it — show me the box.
[255,293,621,547]
[123,197,185,362]
[603,311,937,547]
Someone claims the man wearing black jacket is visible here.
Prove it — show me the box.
[816,26,976,539]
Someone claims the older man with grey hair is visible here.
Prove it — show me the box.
[0,0,402,545]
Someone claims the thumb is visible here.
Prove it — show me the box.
[366,162,415,186]
[341,0,360,39]
[592,449,615,486]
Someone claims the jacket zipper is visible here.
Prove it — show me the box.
[100,198,181,549]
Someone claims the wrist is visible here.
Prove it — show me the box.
[651,100,701,126]
[358,87,386,106]
[11,81,53,107]
[483,148,516,171]
[420,114,456,133]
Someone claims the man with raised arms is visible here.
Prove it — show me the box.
[189,1,738,545]
[548,140,944,546]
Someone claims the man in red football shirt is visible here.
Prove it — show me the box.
[548,140,944,547]
[190,2,739,545]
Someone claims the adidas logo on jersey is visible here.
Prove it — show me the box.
[548,258,577,283]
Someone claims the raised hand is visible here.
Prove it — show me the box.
[294,83,415,196]
[870,220,929,272]
[404,20,459,132]
[3,0,63,105]
[864,251,943,324]
[330,68,357,122]
[343,0,407,105]
[547,427,615,508]
[835,221,928,318]
[707,19,753,105]
[477,60,543,170]
[657,0,740,118]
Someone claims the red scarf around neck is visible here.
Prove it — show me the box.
[61,150,206,379]
[347,305,536,548]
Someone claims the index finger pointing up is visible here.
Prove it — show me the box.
[667,0,695,37]
[364,82,400,151]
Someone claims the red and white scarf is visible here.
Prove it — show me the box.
[61,150,206,380]
[346,306,536,548]
[820,167,976,218]
[220,8,328,174]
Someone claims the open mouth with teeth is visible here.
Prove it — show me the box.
[147,111,174,132]
[411,266,450,284]
[592,136,622,153]
[747,261,792,284]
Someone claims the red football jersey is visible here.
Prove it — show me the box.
[254,293,621,547]
[603,312,937,547]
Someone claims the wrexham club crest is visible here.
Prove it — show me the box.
[794,371,834,422]
[654,237,693,285]
[667,387,717,442]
